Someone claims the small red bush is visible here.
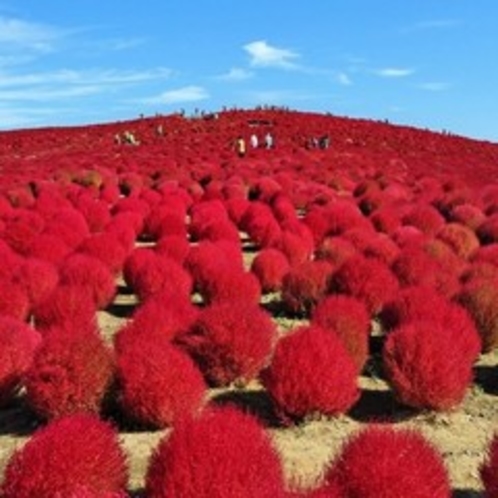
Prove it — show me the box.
[32,283,97,331]
[2,208,45,254]
[123,248,192,301]
[155,234,190,264]
[0,317,41,406]
[456,276,498,352]
[251,247,290,293]
[1,414,128,498]
[401,202,446,236]
[436,222,480,260]
[324,425,450,498]
[116,339,206,428]
[311,295,370,371]
[179,299,277,387]
[331,254,399,315]
[43,207,90,249]
[60,253,116,309]
[448,203,486,230]
[282,260,335,315]
[383,319,477,410]
[261,325,359,421]
[240,201,282,248]
[481,434,498,498]
[145,405,285,498]
[77,232,129,275]
[14,257,59,309]
[25,325,114,420]
[315,236,357,266]
[0,277,30,321]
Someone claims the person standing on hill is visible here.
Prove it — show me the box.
[264,132,274,149]
[236,136,246,157]
[250,133,259,149]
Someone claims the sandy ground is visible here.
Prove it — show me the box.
[0,249,496,496]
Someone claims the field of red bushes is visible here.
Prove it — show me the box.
[0,108,497,497]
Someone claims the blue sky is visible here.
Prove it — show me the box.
[0,1,497,142]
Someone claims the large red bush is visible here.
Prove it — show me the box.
[145,406,285,498]
[179,299,277,387]
[25,325,114,420]
[0,317,41,406]
[321,425,450,498]
[261,325,359,421]
[383,319,477,410]
[59,253,117,309]
[331,254,399,315]
[311,294,370,371]
[251,247,290,293]
[116,338,206,428]
[1,414,128,498]
[281,260,335,315]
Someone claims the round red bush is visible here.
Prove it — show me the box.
[59,253,116,309]
[401,202,446,236]
[0,277,30,321]
[383,319,478,410]
[0,317,41,406]
[1,414,128,498]
[331,254,399,315]
[311,295,370,371]
[261,325,359,422]
[179,299,277,387]
[116,339,206,428]
[324,425,450,498]
[145,405,285,498]
[281,260,335,315]
[32,283,97,332]
[435,222,480,260]
[25,326,114,420]
[456,276,498,352]
[251,247,290,293]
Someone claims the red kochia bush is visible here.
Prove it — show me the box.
[331,254,399,315]
[322,426,450,498]
[0,277,30,321]
[383,319,478,411]
[14,257,59,309]
[123,248,193,301]
[145,406,285,498]
[457,276,498,352]
[281,260,335,315]
[481,434,498,498]
[251,247,290,293]
[1,414,128,498]
[59,253,116,309]
[25,326,114,420]
[77,231,129,275]
[0,317,41,406]
[116,339,206,428]
[435,222,480,260]
[179,300,277,387]
[32,283,97,331]
[311,295,370,371]
[261,325,359,421]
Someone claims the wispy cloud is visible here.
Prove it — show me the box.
[401,18,462,34]
[0,16,63,53]
[374,67,415,78]
[0,67,173,88]
[217,67,253,81]
[417,82,450,92]
[336,72,352,86]
[244,40,300,69]
[137,85,209,105]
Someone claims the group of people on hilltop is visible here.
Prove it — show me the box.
[236,131,274,157]
[305,134,331,150]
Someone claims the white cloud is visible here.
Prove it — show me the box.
[408,19,462,31]
[243,40,300,69]
[375,67,415,78]
[336,72,352,86]
[418,82,450,92]
[138,85,209,105]
[0,85,102,102]
[217,67,253,81]
[0,16,61,53]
